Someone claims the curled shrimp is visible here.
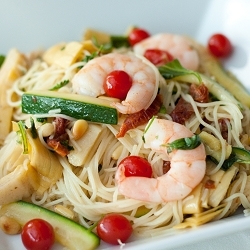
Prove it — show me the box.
[115,118,206,202]
[72,53,162,114]
[133,33,200,71]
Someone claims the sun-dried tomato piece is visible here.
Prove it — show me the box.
[170,97,194,125]
[46,139,70,157]
[189,83,209,103]
[204,179,216,189]
[116,94,163,138]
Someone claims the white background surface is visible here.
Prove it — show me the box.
[1,0,250,249]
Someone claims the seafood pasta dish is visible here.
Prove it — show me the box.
[1,27,250,249]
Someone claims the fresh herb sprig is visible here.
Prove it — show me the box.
[49,80,69,91]
[0,55,5,68]
[158,59,202,82]
[163,134,201,153]
[17,121,29,154]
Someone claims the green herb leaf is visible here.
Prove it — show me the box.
[142,116,157,142]
[110,35,129,48]
[30,117,38,139]
[159,105,167,114]
[82,51,99,64]
[49,80,69,91]
[36,117,47,123]
[17,121,29,154]
[92,37,112,53]
[158,59,202,82]
[60,140,74,151]
[164,134,201,153]
[0,55,5,67]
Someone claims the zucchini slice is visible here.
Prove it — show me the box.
[0,200,100,250]
[21,90,118,124]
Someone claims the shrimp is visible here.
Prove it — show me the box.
[115,118,206,202]
[72,53,162,114]
[133,33,200,71]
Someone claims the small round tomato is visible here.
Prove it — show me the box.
[128,28,150,46]
[144,49,174,66]
[208,33,233,58]
[21,219,55,250]
[103,70,132,99]
[97,213,133,245]
[119,155,152,178]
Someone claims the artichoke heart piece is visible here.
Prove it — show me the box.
[175,204,225,229]
[208,165,237,207]
[83,28,111,45]
[183,183,203,214]
[0,165,33,205]
[199,131,232,162]
[0,131,25,174]
[26,129,63,196]
[0,49,27,145]
[43,41,84,69]
[243,175,250,202]
[67,124,104,166]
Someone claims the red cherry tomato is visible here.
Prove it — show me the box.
[144,49,174,66]
[97,213,133,245]
[21,219,55,250]
[128,28,150,46]
[103,70,132,100]
[119,155,152,178]
[208,33,233,58]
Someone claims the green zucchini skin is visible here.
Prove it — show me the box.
[21,91,118,124]
[0,200,100,250]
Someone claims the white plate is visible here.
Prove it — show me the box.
[1,0,250,249]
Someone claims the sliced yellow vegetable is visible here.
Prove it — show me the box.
[0,165,33,205]
[183,183,203,214]
[174,204,225,229]
[67,124,104,166]
[26,129,63,196]
[199,131,232,161]
[208,166,237,207]
[43,41,84,68]
[0,49,27,145]
[83,28,111,44]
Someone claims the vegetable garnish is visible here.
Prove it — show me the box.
[97,213,133,245]
[214,147,250,171]
[82,51,99,64]
[22,90,118,125]
[21,218,55,250]
[158,59,202,82]
[92,37,113,53]
[142,116,156,142]
[49,79,69,91]
[17,121,29,154]
[30,117,38,139]
[128,27,150,46]
[208,33,233,58]
[110,35,130,48]
[163,134,201,153]
[0,55,5,67]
